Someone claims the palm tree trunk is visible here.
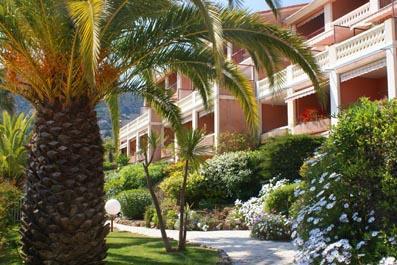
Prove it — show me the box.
[178,160,189,251]
[20,100,109,264]
[143,166,173,252]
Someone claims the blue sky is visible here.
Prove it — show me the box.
[223,0,309,11]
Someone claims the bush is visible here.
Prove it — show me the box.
[116,154,129,167]
[116,189,152,220]
[251,214,292,241]
[217,132,257,154]
[258,135,323,182]
[159,171,204,205]
[293,99,397,264]
[201,151,262,203]
[0,181,21,248]
[105,162,166,197]
[264,183,298,217]
[103,161,116,171]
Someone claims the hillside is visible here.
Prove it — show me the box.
[15,93,143,138]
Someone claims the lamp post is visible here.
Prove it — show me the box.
[105,199,121,232]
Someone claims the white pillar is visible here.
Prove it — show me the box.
[287,89,297,134]
[135,134,140,159]
[192,111,198,130]
[177,72,182,99]
[126,138,131,157]
[329,71,341,125]
[324,2,334,30]
[385,18,397,99]
[227,42,233,60]
[213,83,220,149]
[370,0,380,13]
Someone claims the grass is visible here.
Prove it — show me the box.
[0,228,220,265]
[107,231,220,265]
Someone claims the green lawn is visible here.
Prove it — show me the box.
[107,231,219,265]
[0,228,220,265]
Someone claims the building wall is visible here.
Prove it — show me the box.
[296,93,329,123]
[340,76,388,108]
[261,104,288,133]
[198,113,215,134]
[332,0,368,20]
[219,99,249,134]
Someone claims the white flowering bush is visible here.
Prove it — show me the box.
[251,213,291,241]
[292,99,397,265]
[235,178,288,226]
[201,151,262,203]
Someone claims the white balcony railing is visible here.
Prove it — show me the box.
[332,3,371,28]
[334,23,386,65]
[257,22,389,100]
[120,110,150,141]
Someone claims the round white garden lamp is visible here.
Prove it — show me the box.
[105,199,121,232]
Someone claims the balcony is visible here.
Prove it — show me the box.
[261,126,289,142]
[120,110,150,143]
[332,3,371,28]
[294,118,331,135]
[177,91,212,117]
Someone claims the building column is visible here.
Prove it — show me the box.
[324,2,333,31]
[135,134,140,162]
[213,83,220,150]
[192,92,198,130]
[287,89,297,134]
[329,71,341,125]
[126,138,131,157]
[227,42,233,60]
[177,72,182,99]
[370,0,380,13]
[385,18,397,99]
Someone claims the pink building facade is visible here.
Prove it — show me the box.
[121,0,397,162]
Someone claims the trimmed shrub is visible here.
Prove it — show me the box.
[201,151,262,203]
[217,132,258,154]
[251,214,292,241]
[116,154,129,167]
[105,162,166,198]
[159,171,204,205]
[293,99,397,264]
[116,189,152,219]
[264,183,298,217]
[258,135,324,182]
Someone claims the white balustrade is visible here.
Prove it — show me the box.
[332,3,371,27]
[334,23,386,64]
[120,111,150,140]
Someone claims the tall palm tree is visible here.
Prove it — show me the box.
[176,129,208,251]
[0,0,321,263]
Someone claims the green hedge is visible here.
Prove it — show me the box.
[105,162,167,198]
[116,189,152,220]
[257,135,323,182]
[264,183,298,217]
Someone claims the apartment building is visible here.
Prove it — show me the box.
[120,0,397,162]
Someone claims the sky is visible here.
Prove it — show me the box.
[224,0,310,11]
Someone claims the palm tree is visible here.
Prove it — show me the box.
[176,129,208,251]
[0,111,31,186]
[139,133,174,252]
[0,1,321,263]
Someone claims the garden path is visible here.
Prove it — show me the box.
[113,223,296,265]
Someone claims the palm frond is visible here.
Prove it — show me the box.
[105,92,120,154]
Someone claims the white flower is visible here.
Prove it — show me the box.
[368,216,375,223]
[379,257,397,265]
[344,203,349,209]
[339,213,349,223]
[371,231,380,237]
[356,241,365,250]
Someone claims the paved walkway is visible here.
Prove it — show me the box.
[114,223,296,265]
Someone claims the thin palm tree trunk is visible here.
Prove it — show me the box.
[20,100,108,264]
[143,166,173,252]
[178,160,189,251]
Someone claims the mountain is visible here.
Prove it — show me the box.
[15,93,143,138]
